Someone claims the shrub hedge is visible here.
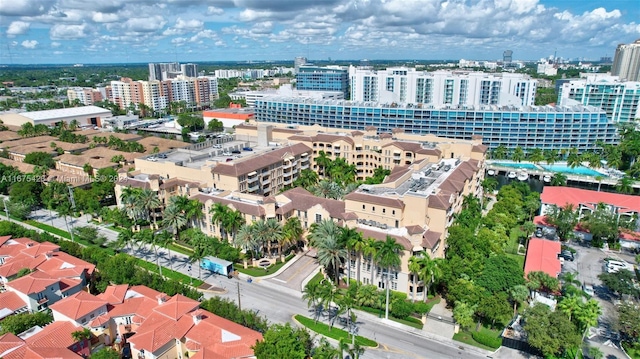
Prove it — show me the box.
[471,330,502,349]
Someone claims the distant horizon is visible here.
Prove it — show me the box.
[1,0,637,65]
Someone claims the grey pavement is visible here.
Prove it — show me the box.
[262,252,319,291]
[15,209,492,359]
[423,300,456,339]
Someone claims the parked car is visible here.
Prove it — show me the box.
[243,147,253,151]
[222,152,231,156]
[559,250,574,261]
[148,157,157,162]
[213,144,222,149]
[582,284,595,297]
[226,158,233,162]
[231,150,241,154]
[158,154,167,159]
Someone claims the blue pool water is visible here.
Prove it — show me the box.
[541,164,605,177]
[491,162,540,170]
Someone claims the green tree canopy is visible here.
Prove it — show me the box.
[0,311,53,335]
[24,151,55,168]
[252,323,313,359]
[476,255,525,294]
[523,303,581,357]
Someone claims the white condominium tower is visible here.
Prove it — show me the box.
[348,66,537,107]
[612,39,640,82]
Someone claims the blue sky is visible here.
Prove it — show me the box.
[0,0,638,65]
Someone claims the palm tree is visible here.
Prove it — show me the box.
[68,119,80,131]
[120,187,142,223]
[135,229,164,275]
[224,209,245,242]
[189,240,210,280]
[294,169,319,189]
[318,279,338,323]
[210,203,230,239]
[363,237,378,284]
[114,228,135,252]
[309,219,341,246]
[351,233,368,283]
[250,219,283,257]
[302,281,323,323]
[235,224,260,258]
[550,172,567,186]
[283,216,304,251]
[340,227,362,285]
[509,285,529,316]
[527,148,544,165]
[71,328,92,346]
[544,149,559,166]
[416,255,442,302]
[374,236,404,320]
[557,295,581,321]
[156,230,174,269]
[161,203,187,241]
[511,146,525,163]
[315,235,347,286]
[314,150,332,177]
[616,176,635,194]
[356,284,377,308]
[408,256,421,302]
[567,148,581,169]
[595,175,604,192]
[311,180,343,200]
[138,189,161,227]
[184,198,204,229]
[493,144,508,160]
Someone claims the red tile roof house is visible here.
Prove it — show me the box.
[50,284,263,359]
[0,321,91,359]
[0,238,95,315]
[539,186,640,249]
[524,238,562,279]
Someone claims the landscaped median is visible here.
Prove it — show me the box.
[293,314,378,347]
[235,253,295,277]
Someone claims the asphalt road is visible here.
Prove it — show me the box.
[25,209,490,359]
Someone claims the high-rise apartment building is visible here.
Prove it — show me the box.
[503,50,513,63]
[181,63,198,78]
[558,75,640,123]
[612,39,640,81]
[296,66,349,99]
[148,62,182,81]
[66,87,103,105]
[254,98,617,152]
[294,57,307,74]
[349,67,537,106]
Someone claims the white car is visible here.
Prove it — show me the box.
[222,152,231,156]
[213,144,222,149]
[605,259,633,273]
[582,284,595,297]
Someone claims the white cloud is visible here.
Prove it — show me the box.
[50,23,89,40]
[6,21,30,37]
[163,17,203,36]
[124,16,166,33]
[51,42,61,47]
[20,39,38,49]
[92,12,119,23]
[0,0,50,16]
[53,50,63,55]
[207,6,224,15]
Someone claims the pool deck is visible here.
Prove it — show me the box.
[485,161,627,187]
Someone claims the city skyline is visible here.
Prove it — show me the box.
[0,0,638,65]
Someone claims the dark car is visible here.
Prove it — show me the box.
[243,147,253,151]
[231,150,241,154]
[535,227,543,237]
[226,158,233,162]
[158,153,167,159]
[559,250,575,261]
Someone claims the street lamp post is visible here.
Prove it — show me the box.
[67,186,76,242]
[3,198,10,222]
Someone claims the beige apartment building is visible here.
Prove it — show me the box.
[115,123,487,299]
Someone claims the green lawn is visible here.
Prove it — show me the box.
[134,258,204,287]
[236,255,294,277]
[356,306,423,329]
[294,315,377,347]
[307,272,324,286]
[453,331,497,351]
[25,220,72,239]
[623,342,640,359]
[505,252,525,270]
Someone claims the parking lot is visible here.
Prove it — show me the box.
[562,242,634,358]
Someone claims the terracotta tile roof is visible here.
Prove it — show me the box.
[351,130,364,136]
[58,278,81,292]
[25,321,80,349]
[356,227,412,251]
[5,272,59,295]
[381,141,442,156]
[160,178,201,190]
[541,187,640,213]
[384,166,411,183]
[472,144,488,154]
[97,284,129,305]
[278,187,346,219]
[406,225,425,235]
[314,133,355,146]
[116,177,151,189]
[128,312,194,353]
[20,242,59,258]
[192,193,265,217]
[88,313,111,327]
[107,296,158,319]
[211,143,312,177]
[0,291,27,317]
[184,311,262,359]
[0,136,58,149]
[128,285,163,300]
[0,253,46,279]
[428,194,451,210]
[0,333,24,355]
[153,294,200,321]
[0,237,38,257]
[344,192,405,209]
[365,126,377,131]
[422,231,442,250]
[524,238,561,278]
[34,251,95,278]
[342,212,358,220]
[49,291,107,321]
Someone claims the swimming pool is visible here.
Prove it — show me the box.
[541,164,606,177]
[490,162,540,170]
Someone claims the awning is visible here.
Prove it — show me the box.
[393,150,401,154]
[247,171,257,176]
